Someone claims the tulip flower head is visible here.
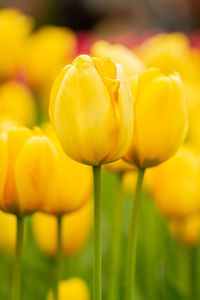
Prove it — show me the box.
[135,33,198,81]
[47,278,90,300]
[125,68,188,168]
[32,201,93,256]
[170,215,200,246]
[91,40,145,78]
[25,25,77,105]
[0,8,33,80]
[0,126,58,215]
[41,123,92,214]
[49,55,134,166]
[152,146,200,218]
[0,81,36,127]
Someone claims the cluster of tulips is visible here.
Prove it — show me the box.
[1,6,200,300]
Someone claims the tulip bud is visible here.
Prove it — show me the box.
[0,81,36,126]
[0,126,58,215]
[125,68,188,168]
[135,33,196,80]
[46,278,90,300]
[0,8,33,80]
[25,25,77,105]
[152,146,200,218]
[91,40,145,78]
[32,201,93,256]
[41,123,92,214]
[49,55,134,166]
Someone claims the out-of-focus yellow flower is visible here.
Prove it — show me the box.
[49,55,134,166]
[186,87,200,151]
[0,126,58,215]
[104,159,135,174]
[0,8,33,80]
[25,26,77,105]
[91,40,145,78]
[32,201,93,256]
[152,146,200,218]
[0,81,36,126]
[47,278,90,300]
[41,123,92,214]
[122,171,137,195]
[122,169,153,195]
[0,210,16,252]
[135,33,200,82]
[0,119,18,133]
[125,68,188,168]
[170,215,200,246]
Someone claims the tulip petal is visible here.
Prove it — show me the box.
[3,127,32,213]
[52,55,120,165]
[14,136,58,214]
[130,74,187,167]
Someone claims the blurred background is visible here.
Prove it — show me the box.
[1,0,200,34]
[1,1,200,300]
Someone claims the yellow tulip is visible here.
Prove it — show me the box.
[91,40,145,78]
[186,85,200,151]
[104,159,135,174]
[0,119,19,133]
[49,55,134,166]
[152,146,200,218]
[0,210,16,252]
[32,201,93,256]
[125,68,188,168]
[0,8,33,79]
[25,25,76,104]
[122,169,153,195]
[170,215,200,246]
[0,81,36,126]
[0,126,58,215]
[41,123,92,214]
[135,33,200,82]
[47,278,90,300]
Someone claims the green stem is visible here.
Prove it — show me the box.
[12,215,24,300]
[189,246,197,300]
[55,214,62,300]
[125,168,145,300]
[108,173,124,300]
[93,165,102,300]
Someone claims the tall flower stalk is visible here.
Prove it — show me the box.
[54,215,63,300]
[108,173,124,300]
[12,216,25,300]
[125,168,145,300]
[93,166,102,300]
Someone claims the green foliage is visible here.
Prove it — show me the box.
[0,170,199,299]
